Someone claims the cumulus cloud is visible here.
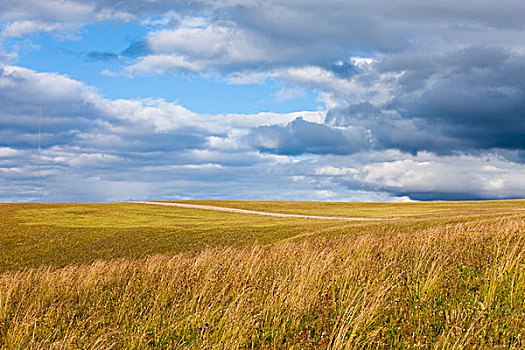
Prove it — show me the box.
[0,65,332,202]
[248,117,369,156]
[102,0,525,73]
[3,0,525,61]
[312,152,525,200]
[3,64,524,202]
[0,0,135,39]
[126,20,272,74]
[223,46,525,158]
[322,47,525,154]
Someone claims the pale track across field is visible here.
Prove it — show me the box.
[130,201,388,221]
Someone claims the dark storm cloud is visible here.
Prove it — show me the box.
[322,47,525,156]
[248,45,525,158]
[205,0,525,68]
[249,117,368,156]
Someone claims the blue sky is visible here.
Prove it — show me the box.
[1,0,524,202]
[13,21,321,114]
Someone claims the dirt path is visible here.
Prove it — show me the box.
[130,201,388,221]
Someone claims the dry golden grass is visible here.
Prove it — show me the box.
[165,199,525,219]
[2,200,523,273]
[1,208,524,349]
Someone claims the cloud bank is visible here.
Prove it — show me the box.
[1,0,525,202]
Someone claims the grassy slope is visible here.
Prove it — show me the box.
[2,200,523,272]
[0,200,524,349]
[0,202,334,272]
[163,199,525,218]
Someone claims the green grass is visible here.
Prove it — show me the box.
[0,200,524,348]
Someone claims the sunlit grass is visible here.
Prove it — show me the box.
[165,199,525,218]
[0,202,357,272]
[0,200,524,348]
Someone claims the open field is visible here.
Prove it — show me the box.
[163,199,525,219]
[0,200,524,348]
[132,201,391,220]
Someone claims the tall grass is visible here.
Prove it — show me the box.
[1,216,524,349]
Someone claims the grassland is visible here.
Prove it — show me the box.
[0,200,524,349]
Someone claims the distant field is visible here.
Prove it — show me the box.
[0,202,378,272]
[164,199,525,218]
[0,200,524,348]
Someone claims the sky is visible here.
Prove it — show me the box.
[0,0,524,203]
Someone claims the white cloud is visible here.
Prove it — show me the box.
[315,166,357,176]
[225,63,400,110]
[98,98,199,132]
[227,70,268,84]
[183,163,224,169]
[0,147,19,157]
[127,22,271,74]
[0,0,94,22]
[321,152,525,199]
[0,0,133,42]
[0,167,22,173]
[1,60,525,202]
[2,21,65,37]
[274,86,306,101]
[100,69,118,77]
[349,56,375,68]
[0,64,101,104]
[126,54,202,74]
[41,146,123,167]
